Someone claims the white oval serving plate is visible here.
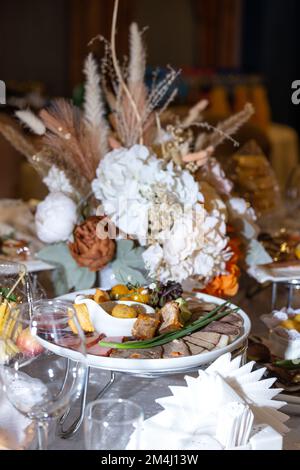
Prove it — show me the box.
[38,290,251,374]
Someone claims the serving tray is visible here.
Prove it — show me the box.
[40,290,251,375]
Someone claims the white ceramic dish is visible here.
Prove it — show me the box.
[74,295,155,337]
[39,290,252,374]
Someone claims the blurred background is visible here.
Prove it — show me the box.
[0,0,299,200]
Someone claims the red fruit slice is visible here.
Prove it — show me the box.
[16,327,44,357]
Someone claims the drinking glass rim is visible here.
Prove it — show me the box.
[0,260,27,275]
[10,299,76,324]
[85,398,144,425]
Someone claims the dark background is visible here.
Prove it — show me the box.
[0,0,299,132]
[0,0,300,131]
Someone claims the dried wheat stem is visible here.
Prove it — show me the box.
[111,0,143,145]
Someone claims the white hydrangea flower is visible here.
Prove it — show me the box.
[92,145,201,244]
[93,144,230,284]
[35,192,77,243]
[43,166,74,195]
[228,197,256,221]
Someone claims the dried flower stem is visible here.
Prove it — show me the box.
[111,0,143,145]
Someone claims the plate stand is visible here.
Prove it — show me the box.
[58,366,116,439]
[56,341,248,439]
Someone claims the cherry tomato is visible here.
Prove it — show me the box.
[110,284,129,300]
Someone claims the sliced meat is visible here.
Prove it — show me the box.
[109,346,163,359]
[219,313,243,327]
[187,299,217,322]
[185,342,204,355]
[87,343,113,357]
[132,314,160,340]
[59,334,82,350]
[162,339,190,358]
[87,336,123,357]
[183,335,216,351]
[85,333,105,349]
[202,321,240,336]
[188,331,221,346]
[158,301,183,334]
[187,301,217,312]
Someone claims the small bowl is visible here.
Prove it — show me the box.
[269,329,300,360]
[75,296,155,337]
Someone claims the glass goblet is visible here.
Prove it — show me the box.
[0,299,87,449]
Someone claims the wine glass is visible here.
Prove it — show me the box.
[84,399,144,450]
[0,299,87,450]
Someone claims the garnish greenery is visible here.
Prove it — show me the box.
[273,359,300,370]
[150,281,183,308]
[0,287,17,302]
[99,301,238,350]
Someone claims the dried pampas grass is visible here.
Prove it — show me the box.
[83,53,108,159]
[40,98,95,181]
[182,99,208,129]
[196,103,255,151]
[0,121,46,176]
[128,23,146,92]
[15,109,46,136]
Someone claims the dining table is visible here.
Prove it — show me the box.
[40,277,300,451]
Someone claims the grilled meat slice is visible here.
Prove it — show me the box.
[162,339,190,358]
[188,331,221,346]
[132,314,160,340]
[185,342,204,355]
[110,346,163,359]
[183,335,216,351]
[158,301,183,335]
[187,301,218,322]
[202,321,240,336]
[219,313,243,328]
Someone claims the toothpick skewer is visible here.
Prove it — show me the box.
[6,270,26,300]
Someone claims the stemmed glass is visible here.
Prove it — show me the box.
[84,399,144,450]
[0,299,87,450]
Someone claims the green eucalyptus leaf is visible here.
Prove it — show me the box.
[37,243,96,294]
[111,239,149,285]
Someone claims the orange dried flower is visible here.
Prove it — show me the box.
[69,216,115,272]
[203,238,241,298]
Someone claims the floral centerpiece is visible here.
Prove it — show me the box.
[0,0,256,295]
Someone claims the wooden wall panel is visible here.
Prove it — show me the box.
[68,0,135,89]
[192,0,243,69]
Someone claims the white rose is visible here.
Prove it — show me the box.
[35,192,77,243]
